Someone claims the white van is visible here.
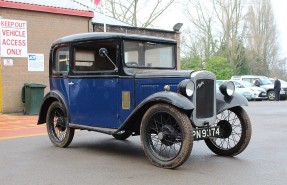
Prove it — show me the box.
[231,75,287,100]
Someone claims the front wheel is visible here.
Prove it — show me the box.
[140,103,193,169]
[205,107,251,156]
[267,90,275,101]
[46,101,74,148]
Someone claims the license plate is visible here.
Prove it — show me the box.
[193,126,221,140]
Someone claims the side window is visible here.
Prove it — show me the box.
[74,50,95,71]
[73,42,117,72]
[125,51,138,66]
[233,81,240,88]
[242,78,252,83]
[54,47,69,72]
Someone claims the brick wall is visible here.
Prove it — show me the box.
[94,24,181,69]
[0,8,92,113]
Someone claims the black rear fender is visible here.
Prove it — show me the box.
[37,91,68,125]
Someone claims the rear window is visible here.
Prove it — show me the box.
[54,47,69,72]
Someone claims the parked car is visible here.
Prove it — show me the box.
[269,78,287,100]
[38,32,252,169]
[216,80,253,101]
[231,80,267,100]
[231,75,287,101]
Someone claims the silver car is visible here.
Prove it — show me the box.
[232,80,267,100]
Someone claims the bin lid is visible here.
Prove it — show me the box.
[25,83,46,88]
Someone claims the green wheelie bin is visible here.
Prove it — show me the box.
[22,83,46,115]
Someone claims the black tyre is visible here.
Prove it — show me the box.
[46,101,74,148]
[205,107,251,156]
[112,131,131,140]
[140,103,193,169]
[267,90,275,101]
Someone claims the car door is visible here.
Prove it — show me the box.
[49,45,70,109]
[68,41,120,128]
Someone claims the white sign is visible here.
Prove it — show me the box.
[0,19,27,57]
[28,53,44,71]
[3,59,13,66]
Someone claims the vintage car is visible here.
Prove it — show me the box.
[38,32,252,169]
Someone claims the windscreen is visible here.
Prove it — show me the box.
[261,78,272,85]
[123,41,175,68]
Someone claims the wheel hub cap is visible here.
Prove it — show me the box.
[55,117,66,132]
[218,120,232,138]
[157,125,177,146]
[158,132,164,140]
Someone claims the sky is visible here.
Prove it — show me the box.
[271,0,287,58]
[154,0,287,59]
[3,0,286,58]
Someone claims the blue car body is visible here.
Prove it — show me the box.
[37,32,251,169]
[38,32,248,132]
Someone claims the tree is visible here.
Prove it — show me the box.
[182,0,247,75]
[245,0,279,76]
[213,0,246,64]
[269,57,287,80]
[181,55,203,71]
[206,56,234,79]
[181,0,284,78]
[183,0,217,60]
[96,0,175,27]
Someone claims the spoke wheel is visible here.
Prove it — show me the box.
[46,102,74,148]
[141,103,193,169]
[205,107,251,156]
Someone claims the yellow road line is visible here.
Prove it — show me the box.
[0,133,47,140]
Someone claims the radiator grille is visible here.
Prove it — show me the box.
[196,79,214,118]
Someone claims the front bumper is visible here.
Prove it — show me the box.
[253,92,268,100]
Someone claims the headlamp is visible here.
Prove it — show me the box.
[178,79,195,97]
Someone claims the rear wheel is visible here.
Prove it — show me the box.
[140,103,193,169]
[46,101,74,148]
[205,107,251,156]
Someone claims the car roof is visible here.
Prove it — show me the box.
[53,32,177,45]
[231,75,269,79]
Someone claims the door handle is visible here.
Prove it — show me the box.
[68,82,75,85]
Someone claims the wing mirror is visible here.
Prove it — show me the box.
[99,48,118,71]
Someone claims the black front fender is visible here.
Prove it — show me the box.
[142,91,195,110]
[116,91,194,135]
[216,92,248,114]
[37,91,69,125]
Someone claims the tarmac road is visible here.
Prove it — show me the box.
[0,101,286,185]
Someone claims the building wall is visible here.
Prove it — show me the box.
[0,7,92,113]
[93,24,181,69]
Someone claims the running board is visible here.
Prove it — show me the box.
[69,123,118,135]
